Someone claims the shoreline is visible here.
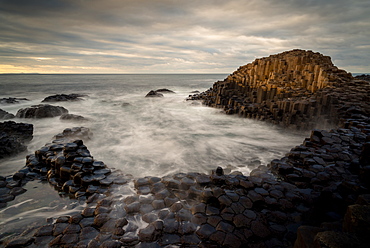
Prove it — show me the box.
[1,50,370,247]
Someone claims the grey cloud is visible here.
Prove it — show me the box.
[0,0,369,73]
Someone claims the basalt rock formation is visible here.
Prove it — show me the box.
[188,49,369,130]
[1,50,370,247]
[0,121,33,159]
[42,94,86,102]
[0,109,15,120]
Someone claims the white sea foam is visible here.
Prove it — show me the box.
[0,74,308,177]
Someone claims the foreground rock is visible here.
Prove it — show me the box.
[0,121,33,159]
[0,109,15,120]
[16,104,68,118]
[42,94,86,102]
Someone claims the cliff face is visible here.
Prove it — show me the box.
[189,49,369,130]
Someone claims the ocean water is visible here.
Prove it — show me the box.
[0,74,309,239]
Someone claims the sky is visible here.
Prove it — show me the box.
[0,0,369,74]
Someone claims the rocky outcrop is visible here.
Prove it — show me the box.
[0,109,15,120]
[145,90,164,97]
[145,89,175,97]
[0,121,33,159]
[60,114,87,122]
[0,97,29,104]
[188,49,369,130]
[42,94,86,102]
[156,88,175,93]
[16,104,68,118]
[354,74,370,82]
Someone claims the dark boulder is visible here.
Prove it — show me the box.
[0,121,33,142]
[155,89,175,93]
[0,121,33,158]
[0,109,15,120]
[0,97,29,104]
[42,94,86,102]
[16,104,68,118]
[60,114,87,122]
[145,91,163,97]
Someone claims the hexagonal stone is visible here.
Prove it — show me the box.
[218,195,232,207]
[225,190,240,202]
[79,217,95,228]
[216,221,234,233]
[251,220,271,238]
[160,233,181,246]
[155,189,170,200]
[177,208,192,221]
[233,214,251,228]
[209,230,226,244]
[223,233,241,248]
[100,240,122,248]
[164,197,178,207]
[179,221,197,234]
[142,213,158,223]
[115,218,128,228]
[34,224,53,236]
[152,199,165,209]
[140,204,154,215]
[191,213,207,225]
[125,202,140,213]
[53,223,69,236]
[80,226,99,241]
[196,224,216,239]
[63,224,81,234]
[239,196,253,209]
[243,209,257,220]
[163,218,179,233]
[181,234,201,245]
[191,203,206,214]
[93,213,110,227]
[195,175,211,185]
[247,190,264,202]
[207,215,222,228]
[138,224,156,242]
[60,233,79,244]
[206,205,220,215]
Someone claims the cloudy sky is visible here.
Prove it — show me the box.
[0,0,369,74]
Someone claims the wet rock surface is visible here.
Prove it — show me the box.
[0,97,29,104]
[145,90,164,97]
[0,109,15,120]
[16,104,68,118]
[187,49,369,131]
[60,114,88,122]
[2,121,369,247]
[42,93,87,102]
[0,121,33,159]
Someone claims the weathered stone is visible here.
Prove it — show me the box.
[251,220,271,238]
[196,224,216,239]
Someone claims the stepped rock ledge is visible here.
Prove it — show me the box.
[188,49,368,130]
[1,49,370,247]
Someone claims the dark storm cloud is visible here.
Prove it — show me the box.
[0,0,369,73]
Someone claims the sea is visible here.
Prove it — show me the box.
[0,74,310,241]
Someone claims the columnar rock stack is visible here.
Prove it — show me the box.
[188,49,362,130]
